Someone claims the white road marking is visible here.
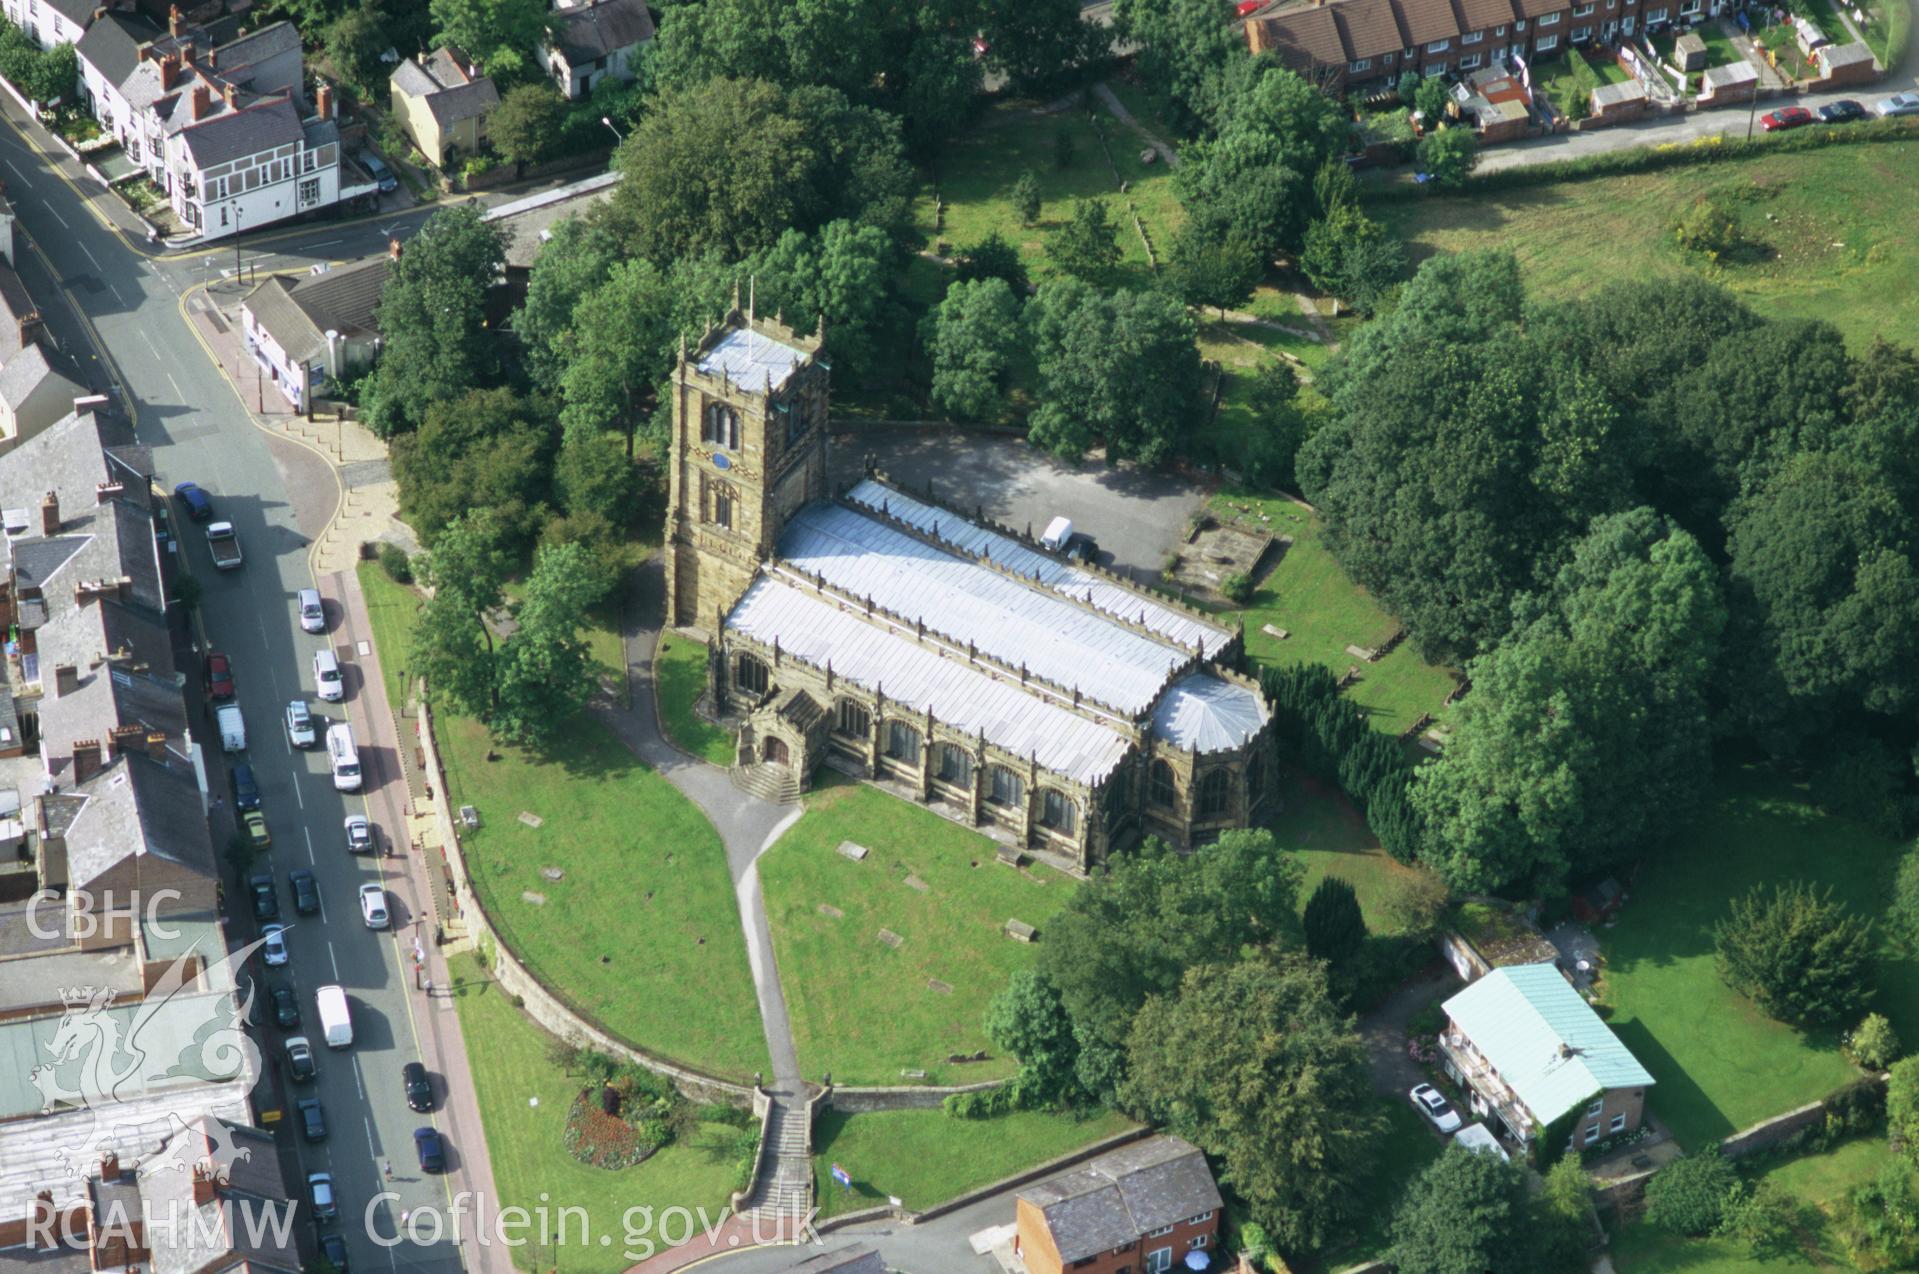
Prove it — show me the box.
[293,776,305,809]
[139,329,160,360]
[166,372,183,399]
[307,239,343,247]
[2,159,18,177]
[328,941,340,980]
[43,204,66,229]
[352,1056,366,1102]
[305,825,315,862]
[78,241,101,270]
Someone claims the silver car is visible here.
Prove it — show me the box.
[1873,91,1919,117]
[285,699,317,748]
[1410,1083,1464,1134]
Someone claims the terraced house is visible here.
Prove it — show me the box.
[666,306,1275,867]
[1246,0,1716,91]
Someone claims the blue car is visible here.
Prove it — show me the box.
[231,762,260,812]
[360,152,399,194]
[173,482,213,522]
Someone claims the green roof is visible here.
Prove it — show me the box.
[1444,964,1655,1126]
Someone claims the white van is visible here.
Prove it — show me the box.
[1041,516,1073,553]
[325,723,362,792]
[215,703,246,753]
[315,984,353,1049]
[297,588,325,633]
[312,649,343,702]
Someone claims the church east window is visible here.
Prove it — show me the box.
[702,402,740,450]
[885,721,920,764]
[835,699,869,738]
[988,765,1023,807]
[736,653,769,696]
[1039,789,1076,834]
[937,744,972,785]
[1196,769,1232,819]
[1149,760,1176,809]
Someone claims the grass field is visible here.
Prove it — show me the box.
[1597,770,1918,1150]
[453,977,750,1274]
[1267,772,1429,932]
[356,564,766,1079]
[1375,138,1919,350]
[920,96,1184,295]
[1612,1135,1888,1272]
[654,636,735,765]
[1204,489,1457,734]
[810,1106,1137,1219]
[760,778,1078,1085]
[358,562,419,711]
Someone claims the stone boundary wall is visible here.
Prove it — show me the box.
[415,695,755,1108]
[729,1087,775,1214]
[823,1080,1006,1113]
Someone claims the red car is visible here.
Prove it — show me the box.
[1759,107,1813,132]
[1236,0,1264,12]
[204,651,235,700]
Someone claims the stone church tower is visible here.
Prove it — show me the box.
[664,300,830,630]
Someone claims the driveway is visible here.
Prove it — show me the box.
[1359,967,1462,1099]
[828,428,1210,581]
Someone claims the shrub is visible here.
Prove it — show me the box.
[1220,571,1254,603]
[1645,1148,1741,1236]
[1715,881,1876,1029]
[378,542,413,583]
[1853,1013,1902,1071]
[1672,194,1744,261]
[1888,1057,1919,1158]
[1833,1159,1919,1271]
[1718,1179,1803,1260]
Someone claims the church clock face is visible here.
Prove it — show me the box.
[713,453,732,471]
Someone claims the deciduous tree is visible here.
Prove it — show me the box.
[1163,215,1262,317]
[490,83,565,168]
[1027,279,1200,466]
[492,541,608,747]
[392,387,555,547]
[364,204,506,437]
[1046,198,1122,282]
[517,217,622,394]
[560,259,678,455]
[412,513,511,718]
[925,277,1022,422]
[1125,953,1380,1251]
[984,970,1080,1105]
[1387,1145,1545,1274]
[1417,126,1478,188]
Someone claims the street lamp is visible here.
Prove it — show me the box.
[233,203,243,288]
[600,116,622,142]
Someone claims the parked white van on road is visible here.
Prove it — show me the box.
[325,723,361,792]
[315,984,352,1048]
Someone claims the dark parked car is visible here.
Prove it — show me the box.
[1063,533,1099,564]
[1759,106,1814,132]
[360,152,399,193]
[268,982,300,1030]
[319,1232,350,1274]
[414,1127,446,1174]
[230,762,260,812]
[204,651,235,700]
[403,1061,433,1112]
[285,1036,316,1082]
[307,1172,337,1221]
[173,482,214,522]
[297,1097,327,1143]
[289,869,320,915]
[248,873,278,922]
[1818,99,1867,123]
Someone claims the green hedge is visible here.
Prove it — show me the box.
[1365,116,1919,203]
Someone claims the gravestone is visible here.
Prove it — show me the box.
[904,875,929,893]
[1262,624,1290,640]
[540,867,564,881]
[838,841,870,862]
[878,928,904,948]
[1004,919,1037,943]
[817,904,845,919]
[522,891,546,906]
[518,811,544,829]
[927,979,953,995]
[996,846,1024,868]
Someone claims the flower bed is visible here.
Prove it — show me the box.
[561,1082,675,1170]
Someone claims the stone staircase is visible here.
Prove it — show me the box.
[728,763,800,804]
[745,1097,813,1223]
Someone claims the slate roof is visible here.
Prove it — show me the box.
[1150,673,1269,753]
[0,345,77,417]
[140,1118,300,1274]
[291,253,389,335]
[244,276,325,365]
[44,0,103,28]
[212,20,300,71]
[0,258,38,360]
[393,49,500,127]
[1444,964,1656,1125]
[178,95,303,170]
[548,0,656,66]
[1253,0,1542,69]
[1019,1136,1221,1265]
[76,13,162,93]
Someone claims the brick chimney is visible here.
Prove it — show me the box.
[107,724,144,756]
[316,82,333,120]
[190,1168,216,1208]
[137,44,151,64]
[72,740,103,784]
[146,732,168,762]
[221,81,236,110]
[179,38,194,65]
[39,489,58,535]
[53,663,78,696]
[95,480,124,504]
[189,83,209,121]
[158,54,179,91]
[168,3,183,36]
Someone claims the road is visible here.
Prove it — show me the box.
[0,98,480,1274]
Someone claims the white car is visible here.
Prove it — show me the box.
[1874,91,1919,117]
[1410,1083,1463,1134]
[345,814,375,855]
[261,924,290,966]
[313,650,344,702]
[285,699,317,748]
[359,883,389,929]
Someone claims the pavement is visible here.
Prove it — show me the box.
[1358,967,1461,1099]
[0,88,500,1274]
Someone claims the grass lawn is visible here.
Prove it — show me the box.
[653,635,735,766]
[1612,1135,1888,1272]
[452,976,752,1274]
[1755,21,1820,78]
[1537,47,1609,119]
[1596,769,1918,1150]
[1375,136,1919,351]
[358,562,419,710]
[810,1106,1137,1219]
[354,565,767,1079]
[921,96,1183,294]
[760,777,1078,1086]
[1266,772,1427,933]
[1204,488,1457,735]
